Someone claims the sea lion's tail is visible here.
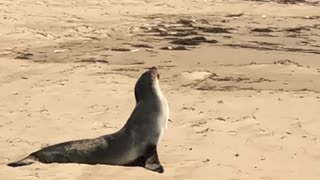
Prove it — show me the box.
[7,156,35,167]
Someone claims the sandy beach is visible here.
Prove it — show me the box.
[1,0,320,179]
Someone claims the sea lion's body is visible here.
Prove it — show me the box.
[8,67,169,173]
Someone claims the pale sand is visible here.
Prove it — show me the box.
[1,0,320,179]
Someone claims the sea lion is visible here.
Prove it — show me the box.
[7,67,169,173]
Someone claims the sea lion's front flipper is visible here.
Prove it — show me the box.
[144,148,164,173]
[127,145,164,173]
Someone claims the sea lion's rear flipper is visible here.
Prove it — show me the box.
[144,149,164,173]
[7,156,37,167]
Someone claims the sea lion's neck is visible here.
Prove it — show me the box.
[152,79,163,98]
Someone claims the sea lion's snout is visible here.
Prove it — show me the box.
[149,67,160,80]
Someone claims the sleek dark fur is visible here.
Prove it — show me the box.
[8,67,165,173]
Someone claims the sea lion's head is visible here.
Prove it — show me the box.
[134,67,160,102]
